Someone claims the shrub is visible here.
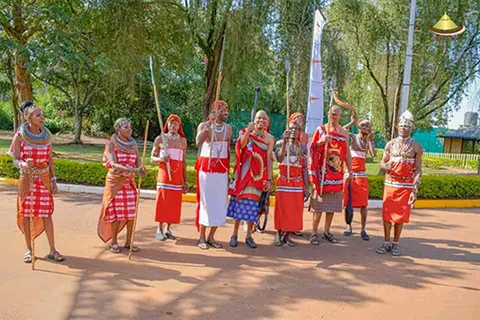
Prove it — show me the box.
[1,155,479,199]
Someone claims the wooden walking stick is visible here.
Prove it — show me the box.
[149,57,171,181]
[208,34,226,170]
[285,59,291,182]
[29,156,35,270]
[129,120,149,260]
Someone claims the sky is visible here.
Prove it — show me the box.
[447,77,480,129]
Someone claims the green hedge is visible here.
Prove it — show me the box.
[1,155,480,199]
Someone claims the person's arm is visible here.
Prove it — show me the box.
[380,141,392,171]
[301,143,309,199]
[196,122,211,147]
[48,147,58,193]
[265,135,274,191]
[182,138,188,193]
[275,140,287,163]
[413,143,423,190]
[106,142,138,174]
[240,123,255,149]
[11,135,31,169]
[343,114,358,130]
[368,133,376,157]
[151,136,169,164]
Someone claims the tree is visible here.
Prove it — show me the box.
[329,0,480,139]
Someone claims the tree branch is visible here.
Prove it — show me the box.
[418,59,480,120]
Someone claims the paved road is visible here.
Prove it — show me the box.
[0,184,479,320]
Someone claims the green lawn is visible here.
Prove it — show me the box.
[0,138,469,175]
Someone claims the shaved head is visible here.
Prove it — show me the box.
[255,110,268,119]
[330,105,341,114]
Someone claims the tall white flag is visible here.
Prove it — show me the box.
[305,9,327,135]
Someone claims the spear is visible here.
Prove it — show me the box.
[28,151,35,270]
[129,120,149,260]
[251,86,261,122]
[285,60,291,182]
[149,56,171,181]
[209,34,226,170]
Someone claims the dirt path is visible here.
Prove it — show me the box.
[0,184,479,320]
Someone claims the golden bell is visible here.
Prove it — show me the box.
[429,13,465,36]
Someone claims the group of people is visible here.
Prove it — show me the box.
[9,98,422,265]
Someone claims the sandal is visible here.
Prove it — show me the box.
[343,226,353,236]
[110,244,121,254]
[24,251,32,264]
[309,234,320,246]
[245,236,257,249]
[323,233,338,243]
[360,230,370,241]
[165,231,176,240]
[47,251,65,262]
[124,245,140,252]
[375,243,391,255]
[283,236,296,247]
[391,243,402,256]
[274,234,283,247]
[197,241,209,250]
[293,231,303,237]
[229,235,238,248]
[207,238,223,249]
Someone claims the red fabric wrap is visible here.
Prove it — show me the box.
[229,128,268,201]
[309,125,347,194]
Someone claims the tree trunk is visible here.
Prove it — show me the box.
[73,104,83,144]
[201,56,219,119]
[5,55,21,130]
[11,4,34,107]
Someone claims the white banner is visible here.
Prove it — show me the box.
[305,9,327,135]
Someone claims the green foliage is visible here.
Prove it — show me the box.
[423,157,478,170]
[0,102,13,130]
[1,155,479,199]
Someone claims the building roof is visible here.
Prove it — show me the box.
[438,126,480,140]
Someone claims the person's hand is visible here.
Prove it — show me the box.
[303,189,310,202]
[367,132,374,141]
[351,114,358,124]
[51,180,58,194]
[264,180,272,192]
[345,172,353,183]
[408,191,417,206]
[318,135,331,145]
[23,158,34,169]
[247,122,255,132]
[282,129,291,139]
[182,181,188,194]
[135,166,148,177]
[159,150,171,162]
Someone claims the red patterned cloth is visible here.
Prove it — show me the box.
[229,128,268,201]
[103,145,138,222]
[18,135,53,218]
[309,125,347,194]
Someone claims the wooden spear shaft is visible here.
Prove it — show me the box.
[209,34,226,170]
[29,151,35,270]
[129,120,149,260]
[149,57,171,181]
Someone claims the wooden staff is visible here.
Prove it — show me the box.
[149,56,171,181]
[319,77,336,199]
[285,60,291,182]
[129,120,149,260]
[208,34,226,170]
[29,152,35,270]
